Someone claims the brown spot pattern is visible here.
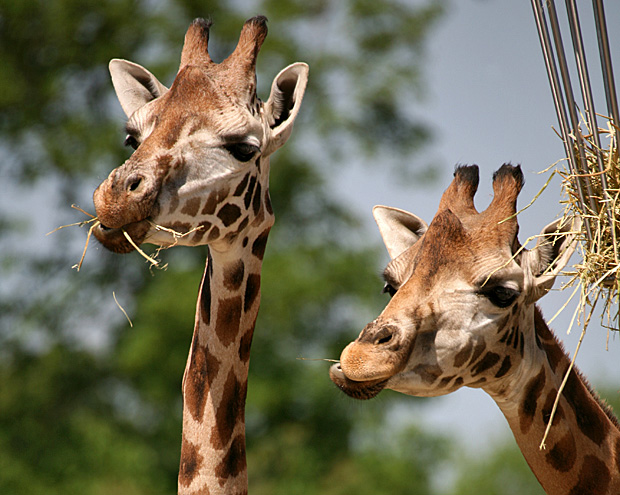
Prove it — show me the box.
[412,363,442,384]
[181,196,202,217]
[251,228,270,260]
[215,434,247,484]
[185,333,220,422]
[244,176,256,209]
[208,226,220,242]
[179,435,204,487]
[564,369,609,445]
[545,431,576,472]
[252,181,262,215]
[568,455,610,495]
[541,388,564,427]
[202,192,219,216]
[200,261,212,325]
[439,375,455,388]
[471,351,500,376]
[453,340,473,368]
[244,273,260,312]
[211,369,246,450]
[168,194,180,216]
[467,340,486,367]
[224,260,245,291]
[494,355,512,378]
[233,173,250,197]
[215,296,243,347]
[264,192,273,215]
[217,203,242,227]
[238,325,255,363]
[170,222,191,234]
[202,187,230,216]
[519,367,546,434]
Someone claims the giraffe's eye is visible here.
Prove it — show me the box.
[225,143,260,162]
[124,134,139,150]
[382,283,397,298]
[479,285,520,308]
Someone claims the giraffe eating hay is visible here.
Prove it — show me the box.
[91,17,308,494]
[330,165,620,494]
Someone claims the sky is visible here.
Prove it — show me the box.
[332,0,620,450]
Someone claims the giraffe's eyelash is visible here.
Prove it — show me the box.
[478,285,521,308]
[224,142,260,162]
[124,134,139,150]
[382,282,397,297]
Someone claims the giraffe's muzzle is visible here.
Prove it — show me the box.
[92,162,162,253]
[329,362,387,400]
[92,219,152,254]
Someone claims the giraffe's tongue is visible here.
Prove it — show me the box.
[92,219,151,254]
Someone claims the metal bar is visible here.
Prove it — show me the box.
[593,0,620,127]
[566,0,612,227]
[566,0,603,162]
[547,0,599,215]
[531,0,594,240]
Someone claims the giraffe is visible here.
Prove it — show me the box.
[330,164,620,494]
[91,16,308,494]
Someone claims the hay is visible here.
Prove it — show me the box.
[537,119,619,451]
[46,205,100,271]
[50,205,207,271]
[559,118,620,337]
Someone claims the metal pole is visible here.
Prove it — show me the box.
[566,0,612,228]
[531,0,594,239]
[593,0,620,128]
[546,0,599,215]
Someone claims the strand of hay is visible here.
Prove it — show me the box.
[50,205,205,271]
[113,291,133,328]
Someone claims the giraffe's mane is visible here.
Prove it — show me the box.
[534,305,620,430]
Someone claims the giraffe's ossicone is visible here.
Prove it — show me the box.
[331,164,620,495]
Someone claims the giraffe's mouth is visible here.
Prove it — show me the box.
[329,363,388,400]
[92,219,152,254]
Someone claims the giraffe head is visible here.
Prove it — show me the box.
[330,164,580,400]
[92,16,308,253]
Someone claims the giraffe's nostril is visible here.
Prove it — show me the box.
[126,175,143,193]
[128,178,142,192]
[374,327,394,345]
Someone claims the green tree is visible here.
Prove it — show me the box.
[0,1,455,494]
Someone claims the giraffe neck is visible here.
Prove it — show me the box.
[178,211,273,495]
[488,307,620,495]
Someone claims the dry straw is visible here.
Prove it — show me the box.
[559,118,619,340]
[48,205,203,271]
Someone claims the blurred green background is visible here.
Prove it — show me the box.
[0,1,617,494]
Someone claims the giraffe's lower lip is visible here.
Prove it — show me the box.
[92,219,151,254]
[329,363,388,400]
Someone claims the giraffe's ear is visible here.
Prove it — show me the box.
[522,216,581,301]
[373,205,428,259]
[109,59,169,118]
[263,62,309,155]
